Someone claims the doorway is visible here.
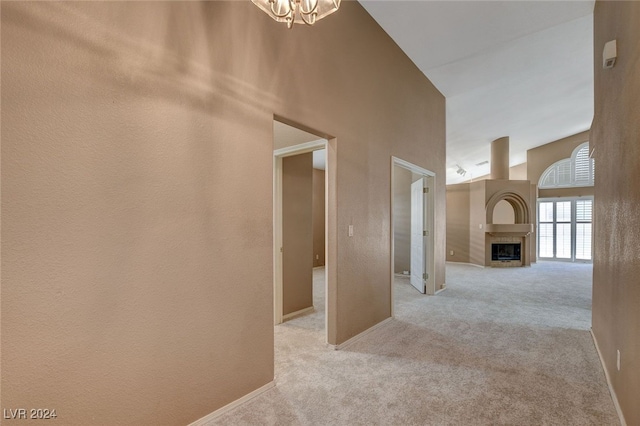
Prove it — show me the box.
[273,119,334,343]
[391,157,435,314]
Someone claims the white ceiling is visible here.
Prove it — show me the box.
[359,0,595,183]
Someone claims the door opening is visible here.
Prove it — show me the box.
[391,158,435,314]
[273,119,333,344]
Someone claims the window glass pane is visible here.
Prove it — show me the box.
[539,223,554,258]
[576,200,593,222]
[539,202,554,222]
[556,201,571,222]
[576,223,592,260]
[556,223,571,258]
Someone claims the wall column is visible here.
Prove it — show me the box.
[491,137,510,180]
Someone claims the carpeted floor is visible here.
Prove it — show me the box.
[210,262,619,425]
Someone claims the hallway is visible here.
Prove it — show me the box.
[210,263,618,425]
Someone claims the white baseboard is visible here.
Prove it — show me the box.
[329,317,393,351]
[446,261,484,268]
[282,306,314,321]
[188,381,275,426]
[435,285,447,295]
[590,329,627,426]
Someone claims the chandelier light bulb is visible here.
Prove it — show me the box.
[252,0,340,28]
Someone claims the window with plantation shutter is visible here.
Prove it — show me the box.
[538,142,594,188]
[574,146,591,184]
[537,198,593,262]
[575,200,593,260]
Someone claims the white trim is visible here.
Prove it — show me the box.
[392,157,435,177]
[188,381,275,426]
[282,306,315,321]
[394,272,411,277]
[273,139,326,158]
[273,155,283,325]
[446,261,485,268]
[329,317,394,351]
[435,286,447,294]
[590,329,627,426]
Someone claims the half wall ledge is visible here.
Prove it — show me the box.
[485,224,533,236]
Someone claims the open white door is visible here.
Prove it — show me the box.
[410,178,426,293]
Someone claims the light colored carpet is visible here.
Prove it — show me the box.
[210,263,619,425]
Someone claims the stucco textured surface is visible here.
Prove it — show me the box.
[1,1,445,424]
[591,1,640,424]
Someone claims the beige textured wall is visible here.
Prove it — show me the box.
[393,166,411,273]
[445,184,470,263]
[492,200,515,224]
[1,1,446,424]
[283,154,313,315]
[312,168,325,267]
[592,2,640,425]
[468,181,486,266]
[510,162,528,180]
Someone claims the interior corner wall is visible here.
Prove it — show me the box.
[393,166,412,273]
[468,181,486,266]
[283,154,314,315]
[509,162,528,180]
[445,183,470,263]
[592,2,640,425]
[529,183,538,263]
[312,168,326,267]
[1,2,446,424]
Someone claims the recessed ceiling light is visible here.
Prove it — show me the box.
[475,160,489,166]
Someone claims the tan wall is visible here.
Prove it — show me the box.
[592,2,640,425]
[445,183,470,263]
[492,200,515,224]
[1,2,446,424]
[393,166,411,273]
[313,168,325,267]
[468,181,486,266]
[283,154,313,315]
[510,162,528,180]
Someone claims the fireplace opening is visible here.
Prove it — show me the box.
[492,243,521,261]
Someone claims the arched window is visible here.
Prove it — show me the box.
[539,142,595,188]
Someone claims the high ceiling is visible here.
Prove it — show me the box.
[359,0,595,184]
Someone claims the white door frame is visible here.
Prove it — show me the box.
[391,157,436,317]
[274,139,328,328]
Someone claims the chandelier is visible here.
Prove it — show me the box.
[252,0,341,28]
